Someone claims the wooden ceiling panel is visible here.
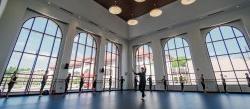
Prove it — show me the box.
[94,0,177,21]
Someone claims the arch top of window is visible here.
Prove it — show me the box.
[135,44,153,55]
[205,26,244,42]
[164,37,189,50]
[74,32,97,47]
[106,41,119,53]
[22,17,62,38]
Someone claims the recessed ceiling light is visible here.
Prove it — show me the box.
[150,8,163,17]
[180,0,196,5]
[127,19,138,26]
[134,0,146,3]
[109,5,122,15]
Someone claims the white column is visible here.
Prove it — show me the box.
[151,39,166,90]
[53,21,77,93]
[0,0,27,81]
[187,26,218,92]
[95,36,106,91]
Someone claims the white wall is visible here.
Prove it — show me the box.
[0,0,128,93]
[127,5,250,92]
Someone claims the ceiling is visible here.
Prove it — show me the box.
[94,0,177,21]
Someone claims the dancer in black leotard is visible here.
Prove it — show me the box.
[200,74,206,93]
[40,71,48,96]
[6,71,18,98]
[179,75,184,92]
[162,76,167,91]
[120,76,125,91]
[147,76,152,91]
[245,73,250,87]
[134,67,146,100]
[65,74,71,93]
[221,74,227,93]
[134,76,138,91]
[109,76,112,92]
[79,74,84,93]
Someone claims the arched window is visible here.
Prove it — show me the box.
[164,37,196,85]
[103,41,120,89]
[135,44,155,85]
[206,26,250,86]
[68,33,97,90]
[1,17,62,93]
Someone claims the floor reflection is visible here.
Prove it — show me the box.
[0,91,250,109]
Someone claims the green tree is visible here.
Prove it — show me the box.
[171,57,187,68]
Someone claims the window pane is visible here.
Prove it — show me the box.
[45,20,58,36]
[213,41,227,55]
[237,37,249,52]
[79,33,87,44]
[220,26,235,39]
[230,54,247,70]
[52,38,61,57]
[210,27,223,41]
[24,31,43,54]
[225,39,240,54]
[14,28,30,51]
[32,17,47,32]
[23,18,34,29]
[40,35,54,56]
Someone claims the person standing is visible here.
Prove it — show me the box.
[93,75,97,92]
[65,74,71,93]
[120,76,125,91]
[6,71,18,98]
[162,76,167,91]
[134,67,146,101]
[179,75,184,92]
[147,75,152,91]
[134,76,138,91]
[200,74,206,93]
[221,74,227,93]
[40,71,48,96]
[79,74,85,93]
[109,76,112,92]
[245,73,250,87]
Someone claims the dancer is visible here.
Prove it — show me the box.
[162,76,167,91]
[6,71,18,98]
[65,74,71,93]
[40,71,48,96]
[134,67,146,101]
[179,75,184,92]
[120,76,125,91]
[200,74,206,93]
[79,74,85,93]
[93,74,97,92]
[147,75,152,91]
[109,76,112,92]
[246,73,250,87]
[134,76,138,91]
[221,74,227,93]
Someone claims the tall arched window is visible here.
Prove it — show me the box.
[103,41,120,89]
[135,44,155,85]
[206,26,250,86]
[0,17,62,93]
[164,36,196,85]
[68,33,97,90]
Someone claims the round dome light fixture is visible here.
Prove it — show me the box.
[134,0,146,3]
[109,5,122,14]
[149,8,162,17]
[127,19,138,26]
[180,0,196,5]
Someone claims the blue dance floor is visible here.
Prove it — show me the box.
[1,91,250,109]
